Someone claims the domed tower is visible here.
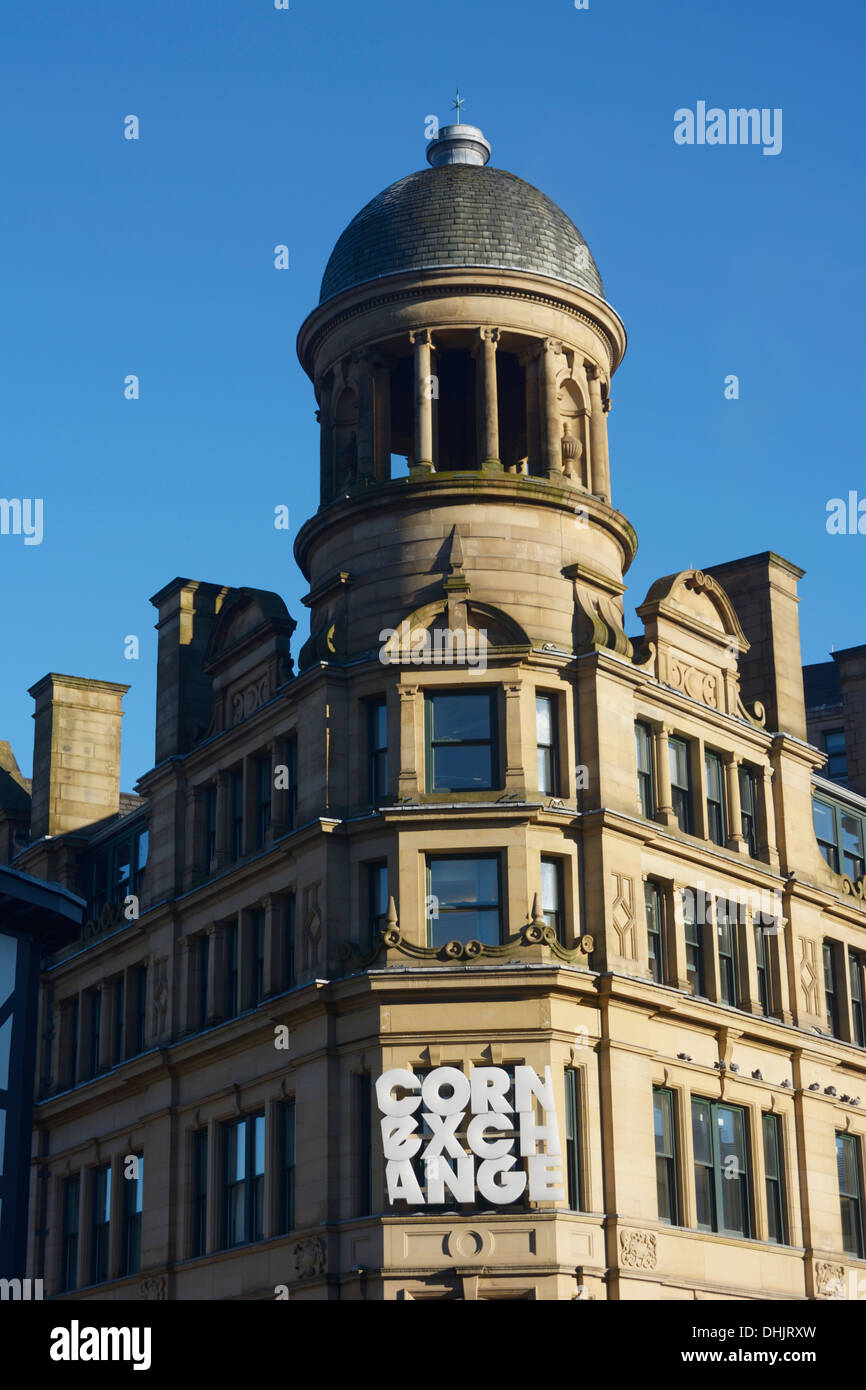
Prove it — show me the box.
[295,123,635,674]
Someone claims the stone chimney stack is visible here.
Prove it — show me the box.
[706,552,807,739]
[28,674,129,839]
[150,578,228,765]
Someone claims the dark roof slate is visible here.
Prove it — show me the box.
[320,165,604,304]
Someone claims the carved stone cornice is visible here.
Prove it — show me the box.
[297,276,625,379]
[339,921,593,972]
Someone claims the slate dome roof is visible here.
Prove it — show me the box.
[319,159,605,306]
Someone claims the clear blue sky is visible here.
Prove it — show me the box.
[1,0,864,790]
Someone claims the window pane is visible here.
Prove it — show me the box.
[841,814,864,878]
[812,801,836,843]
[763,1112,780,1180]
[837,1133,858,1195]
[654,1088,676,1224]
[645,882,663,983]
[231,1122,246,1182]
[428,857,500,947]
[432,745,492,791]
[432,694,491,742]
[430,857,498,906]
[738,765,755,813]
[541,859,559,914]
[669,738,689,788]
[431,908,500,946]
[537,746,553,791]
[705,752,723,802]
[694,1165,714,1230]
[536,696,553,747]
[718,1105,748,1235]
[253,1115,265,1176]
[691,1099,712,1165]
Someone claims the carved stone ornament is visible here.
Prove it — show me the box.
[619,1229,657,1269]
[138,1275,167,1300]
[82,900,130,943]
[231,675,271,726]
[611,873,637,960]
[839,873,866,908]
[573,582,632,659]
[668,658,719,709]
[799,938,820,1015]
[815,1261,846,1299]
[341,918,592,972]
[292,1236,326,1281]
[151,955,169,1033]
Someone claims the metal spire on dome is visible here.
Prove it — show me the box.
[427,93,491,168]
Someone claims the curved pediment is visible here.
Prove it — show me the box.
[379,596,530,666]
[204,588,297,676]
[637,569,748,650]
[635,570,751,716]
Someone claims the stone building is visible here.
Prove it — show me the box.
[2,122,866,1302]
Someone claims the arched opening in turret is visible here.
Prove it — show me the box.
[434,348,477,471]
[496,351,527,473]
[389,355,413,469]
[558,378,588,487]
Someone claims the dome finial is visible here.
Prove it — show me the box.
[427,93,491,168]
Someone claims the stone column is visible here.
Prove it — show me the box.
[652,724,678,828]
[666,881,691,991]
[738,907,765,1017]
[757,766,780,869]
[183,786,201,891]
[78,1158,94,1287]
[355,349,375,482]
[724,753,747,853]
[317,373,334,504]
[242,755,256,855]
[690,738,709,841]
[504,682,524,794]
[95,982,111,1074]
[269,738,286,839]
[410,329,435,473]
[261,895,276,999]
[586,365,610,502]
[205,1116,220,1255]
[205,924,219,1025]
[177,936,193,1035]
[214,771,229,869]
[541,338,563,478]
[770,922,793,1024]
[476,327,501,470]
[398,685,419,798]
[703,892,721,1002]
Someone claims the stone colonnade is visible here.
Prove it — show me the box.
[317,328,612,501]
